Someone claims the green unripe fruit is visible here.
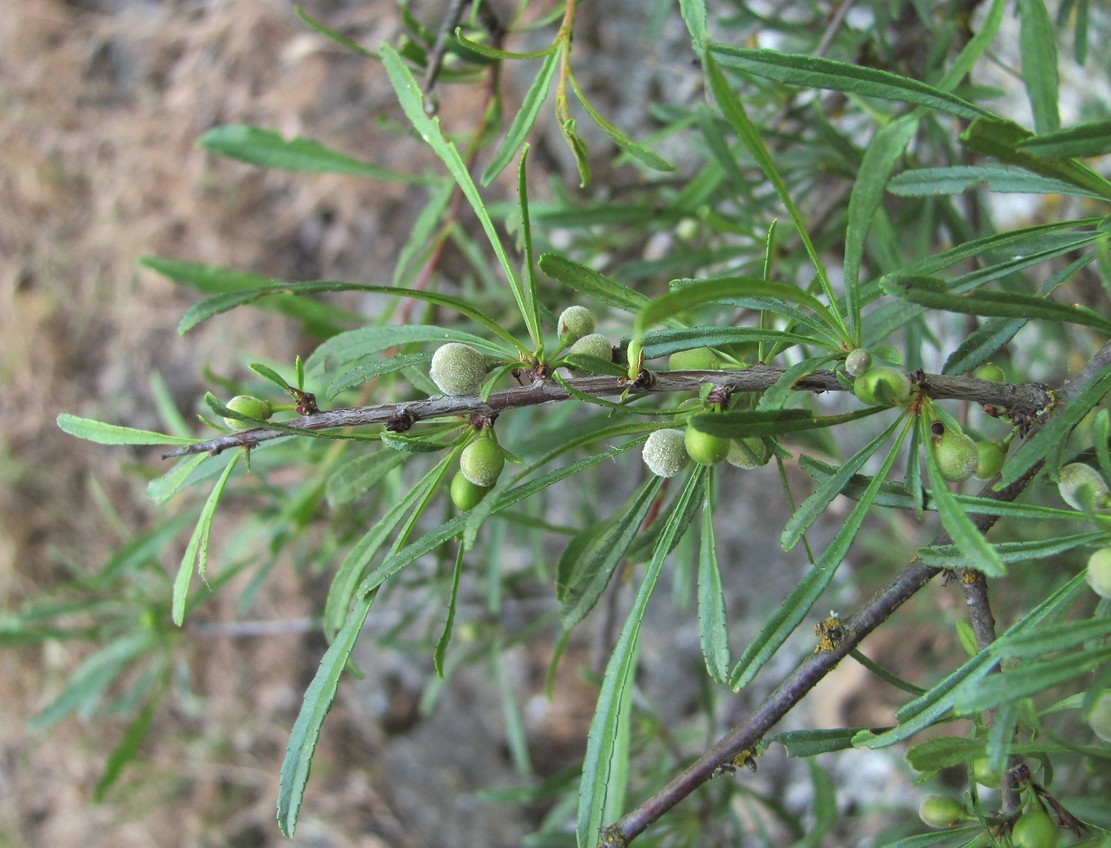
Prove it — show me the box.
[566,333,613,374]
[918,794,966,828]
[1087,691,1111,742]
[844,348,872,378]
[642,428,687,478]
[1086,547,1111,600]
[684,425,731,466]
[974,363,1005,383]
[1057,463,1110,511]
[430,343,486,397]
[933,426,979,483]
[223,395,274,429]
[557,305,595,343]
[668,347,718,371]
[450,470,491,511]
[459,438,505,487]
[726,437,768,469]
[853,366,911,407]
[972,756,1001,788]
[974,441,1007,480]
[1011,810,1058,848]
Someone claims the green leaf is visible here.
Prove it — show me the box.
[516,146,544,357]
[57,413,199,447]
[171,451,242,626]
[326,352,433,399]
[689,407,881,439]
[955,644,1111,713]
[294,4,377,59]
[147,454,210,504]
[679,0,708,51]
[453,29,557,61]
[248,362,293,391]
[1017,0,1060,133]
[990,616,1111,660]
[277,595,372,837]
[1017,118,1111,158]
[179,280,525,353]
[708,45,998,121]
[888,164,1104,199]
[434,545,465,677]
[703,52,847,341]
[882,275,1111,334]
[781,414,905,551]
[198,125,432,183]
[557,475,665,629]
[93,694,158,802]
[641,326,818,358]
[917,531,1105,570]
[844,115,919,340]
[307,324,506,376]
[324,450,407,508]
[905,737,982,773]
[769,728,866,757]
[577,468,708,848]
[731,416,911,689]
[960,118,1111,202]
[538,253,650,314]
[698,491,731,684]
[921,417,1006,578]
[568,71,674,173]
[482,51,559,185]
[380,44,540,347]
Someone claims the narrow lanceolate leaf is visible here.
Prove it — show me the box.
[781,414,905,551]
[482,51,559,185]
[434,545,466,677]
[577,468,707,848]
[882,275,1111,335]
[57,414,199,447]
[557,475,665,630]
[689,408,880,439]
[679,0,708,51]
[568,71,674,173]
[955,644,1111,713]
[698,491,731,684]
[379,45,539,348]
[703,52,847,342]
[171,450,242,626]
[277,596,372,837]
[887,165,1104,199]
[921,418,1005,578]
[731,416,911,690]
[539,253,650,314]
[1016,0,1060,133]
[1017,118,1111,159]
[708,45,997,121]
[916,531,1105,570]
[960,118,1111,202]
[198,125,433,183]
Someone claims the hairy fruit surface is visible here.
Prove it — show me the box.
[1011,810,1058,848]
[223,395,274,430]
[557,305,595,343]
[684,425,730,466]
[726,437,768,469]
[918,795,966,828]
[844,348,872,378]
[459,438,505,487]
[1057,463,1110,511]
[853,366,911,407]
[450,470,491,510]
[933,426,979,483]
[642,428,687,478]
[430,343,486,397]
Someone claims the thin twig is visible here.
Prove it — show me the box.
[162,368,1052,458]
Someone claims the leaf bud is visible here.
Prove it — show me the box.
[430,343,486,397]
[1057,463,1110,511]
[223,395,274,430]
[852,366,911,407]
[557,305,596,344]
[459,438,505,487]
[642,428,687,478]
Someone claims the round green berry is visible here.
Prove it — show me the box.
[1086,547,1111,600]
[430,343,486,397]
[450,470,491,511]
[844,348,872,378]
[974,362,1005,382]
[918,794,966,829]
[853,366,911,407]
[972,756,1000,788]
[1011,810,1058,848]
[684,425,731,466]
[668,347,718,371]
[459,438,505,487]
[1087,691,1111,743]
[974,441,1007,480]
[726,437,768,469]
[558,305,596,344]
[223,395,274,430]
[643,428,687,478]
[932,426,979,483]
[1057,463,1110,511]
